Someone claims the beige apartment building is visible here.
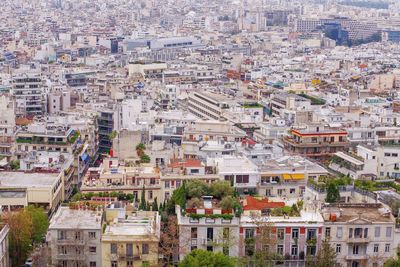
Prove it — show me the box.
[322,203,396,267]
[102,210,160,267]
[0,171,63,215]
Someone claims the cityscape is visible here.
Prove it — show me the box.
[1,0,400,266]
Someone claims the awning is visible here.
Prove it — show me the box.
[81,153,90,164]
[283,173,305,180]
[291,174,305,180]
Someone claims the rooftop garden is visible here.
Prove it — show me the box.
[308,175,352,191]
[242,102,263,108]
[166,180,242,217]
[298,93,326,105]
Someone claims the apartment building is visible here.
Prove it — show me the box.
[161,159,220,202]
[12,72,45,116]
[47,207,103,267]
[81,158,161,204]
[0,224,9,267]
[102,210,160,267]
[0,171,63,215]
[15,121,90,187]
[208,156,260,195]
[330,144,400,179]
[187,92,230,120]
[0,95,16,162]
[322,203,396,267]
[239,207,324,264]
[282,125,349,160]
[176,198,240,260]
[258,156,329,199]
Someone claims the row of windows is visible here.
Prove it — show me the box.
[110,243,149,255]
[325,226,392,239]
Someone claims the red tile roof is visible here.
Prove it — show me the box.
[168,159,203,168]
[243,196,285,211]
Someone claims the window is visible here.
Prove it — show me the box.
[292,229,299,239]
[386,227,392,237]
[375,227,380,238]
[277,245,284,255]
[307,229,316,240]
[374,244,379,253]
[336,244,341,254]
[126,244,133,256]
[75,231,82,240]
[58,230,66,240]
[245,229,255,239]
[110,243,117,254]
[353,245,359,255]
[89,262,96,267]
[127,261,133,267]
[236,175,249,183]
[89,232,96,239]
[165,181,170,188]
[277,228,285,240]
[111,261,117,267]
[290,188,295,194]
[307,245,316,256]
[58,246,67,255]
[325,227,331,238]
[385,244,390,252]
[349,228,353,238]
[291,245,298,256]
[385,153,391,157]
[337,227,343,238]
[148,190,153,199]
[142,243,149,254]
[354,228,362,238]
[191,228,198,239]
[89,246,96,253]
[207,228,214,240]
[364,228,368,238]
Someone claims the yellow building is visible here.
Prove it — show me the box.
[102,210,160,267]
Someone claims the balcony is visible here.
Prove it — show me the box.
[56,253,86,260]
[119,254,141,260]
[347,236,370,243]
[345,254,368,260]
[56,238,85,245]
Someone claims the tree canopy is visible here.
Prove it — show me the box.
[178,249,236,267]
[326,182,341,203]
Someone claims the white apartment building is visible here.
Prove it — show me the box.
[0,95,15,162]
[322,203,396,267]
[47,207,103,267]
[12,72,45,116]
[187,92,229,120]
[330,144,400,179]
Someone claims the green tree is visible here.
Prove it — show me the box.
[140,154,151,163]
[152,197,159,211]
[219,196,238,210]
[384,258,400,267]
[186,180,209,199]
[10,160,20,170]
[179,249,236,267]
[4,209,33,266]
[307,238,337,267]
[25,206,49,244]
[136,143,146,157]
[210,181,234,199]
[326,182,341,203]
[140,185,147,210]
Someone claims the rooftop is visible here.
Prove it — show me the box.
[322,203,394,223]
[49,207,102,230]
[0,171,60,187]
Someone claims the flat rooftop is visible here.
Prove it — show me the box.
[322,204,394,223]
[49,207,102,230]
[0,172,59,187]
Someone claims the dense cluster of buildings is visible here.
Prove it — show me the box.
[1,0,400,266]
